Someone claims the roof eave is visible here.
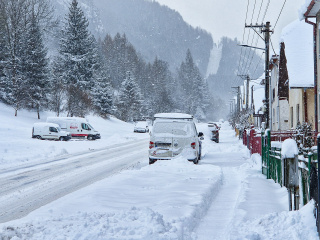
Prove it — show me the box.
[304,0,318,18]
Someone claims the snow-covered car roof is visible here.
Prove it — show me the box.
[154,113,193,120]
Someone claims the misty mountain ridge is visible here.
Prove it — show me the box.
[52,0,213,75]
[51,0,264,106]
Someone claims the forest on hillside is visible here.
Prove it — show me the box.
[0,0,215,121]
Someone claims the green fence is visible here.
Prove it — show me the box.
[261,130,317,207]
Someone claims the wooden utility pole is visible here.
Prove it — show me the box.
[246,75,250,110]
[245,22,272,128]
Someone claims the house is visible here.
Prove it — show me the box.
[280,19,315,130]
[269,53,290,131]
[302,0,320,132]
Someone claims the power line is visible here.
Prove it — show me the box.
[274,0,287,29]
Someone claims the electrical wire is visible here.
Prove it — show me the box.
[274,0,287,29]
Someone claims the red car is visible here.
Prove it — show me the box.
[208,123,220,143]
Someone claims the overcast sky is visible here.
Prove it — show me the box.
[155,0,307,48]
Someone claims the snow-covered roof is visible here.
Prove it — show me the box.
[154,113,193,120]
[280,19,314,89]
[251,74,265,114]
[33,122,60,128]
[299,0,320,19]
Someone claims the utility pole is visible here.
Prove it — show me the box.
[251,85,254,111]
[238,74,250,111]
[245,22,272,128]
[231,86,241,113]
[246,75,250,110]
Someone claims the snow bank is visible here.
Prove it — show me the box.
[281,139,298,158]
[0,156,222,239]
[1,208,177,240]
[231,201,318,240]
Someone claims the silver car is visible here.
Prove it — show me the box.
[148,113,203,164]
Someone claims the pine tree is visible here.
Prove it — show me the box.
[1,0,28,116]
[91,72,114,118]
[22,15,49,119]
[116,71,144,122]
[177,49,205,115]
[59,0,98,117]
[0,0,8,101]
[50,57,65,117]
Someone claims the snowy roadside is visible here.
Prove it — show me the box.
[0,157,223,240]
[0,102,148,170]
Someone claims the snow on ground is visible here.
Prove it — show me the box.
[0,102,147,170]
[0,103,318,239]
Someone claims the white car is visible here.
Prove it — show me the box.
[134,121,149,133]
[149,113,203,164]
[32,122,71,141]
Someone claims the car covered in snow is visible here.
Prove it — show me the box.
[149,113,203,164]
[208,122,220,143]
[134,121,149,133]
[32,122,71,141]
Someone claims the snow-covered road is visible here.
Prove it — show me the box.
[0,139,148,223]
[0,121,317,239]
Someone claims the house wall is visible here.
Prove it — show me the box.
[271,63,278,131]
[270,57,290,131]
[288,88,315,130]
[317,12,320,131]
[307,88,315,129]
[289,89,303,129]
[279,99,290,130]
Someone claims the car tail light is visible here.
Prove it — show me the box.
[191,142,196,149]
[149,141,155,149]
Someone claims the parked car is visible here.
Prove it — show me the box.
[32,122,71,141]
[149,113,203,165]
[134,121,149,133]
[46,117,101,140]
[208,122,220,143]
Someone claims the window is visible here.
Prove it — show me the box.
[296,104,300,124]
[272,88,275,102]
[81,123,91,130]
[273,108,275,124]
[49,127,58,133]
[290,107,293,128]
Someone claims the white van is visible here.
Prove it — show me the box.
[32,122,71,141]
[149,113,203,164]
[46,117,101,140]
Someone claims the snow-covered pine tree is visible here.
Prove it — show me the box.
[149,57,173,115]
[91,72,113,118]
[50,57,65,117]
[0,0,28,116]
[0,0,8,101]
[116,71,144,122]
[59,0,98,117]
[0,1,7,78]
[177,49,205,116]
[22,15,49,119]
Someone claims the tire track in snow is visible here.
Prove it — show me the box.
[0,139,149,223]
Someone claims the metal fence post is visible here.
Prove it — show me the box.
[317,135,320,233]
[309,152,312,200]
[267,130,271,179]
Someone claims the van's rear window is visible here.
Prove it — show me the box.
[153,122,191,136]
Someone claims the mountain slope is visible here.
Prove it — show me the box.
[52,0,213,75]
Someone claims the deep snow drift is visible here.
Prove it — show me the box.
[0,102,318,239]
